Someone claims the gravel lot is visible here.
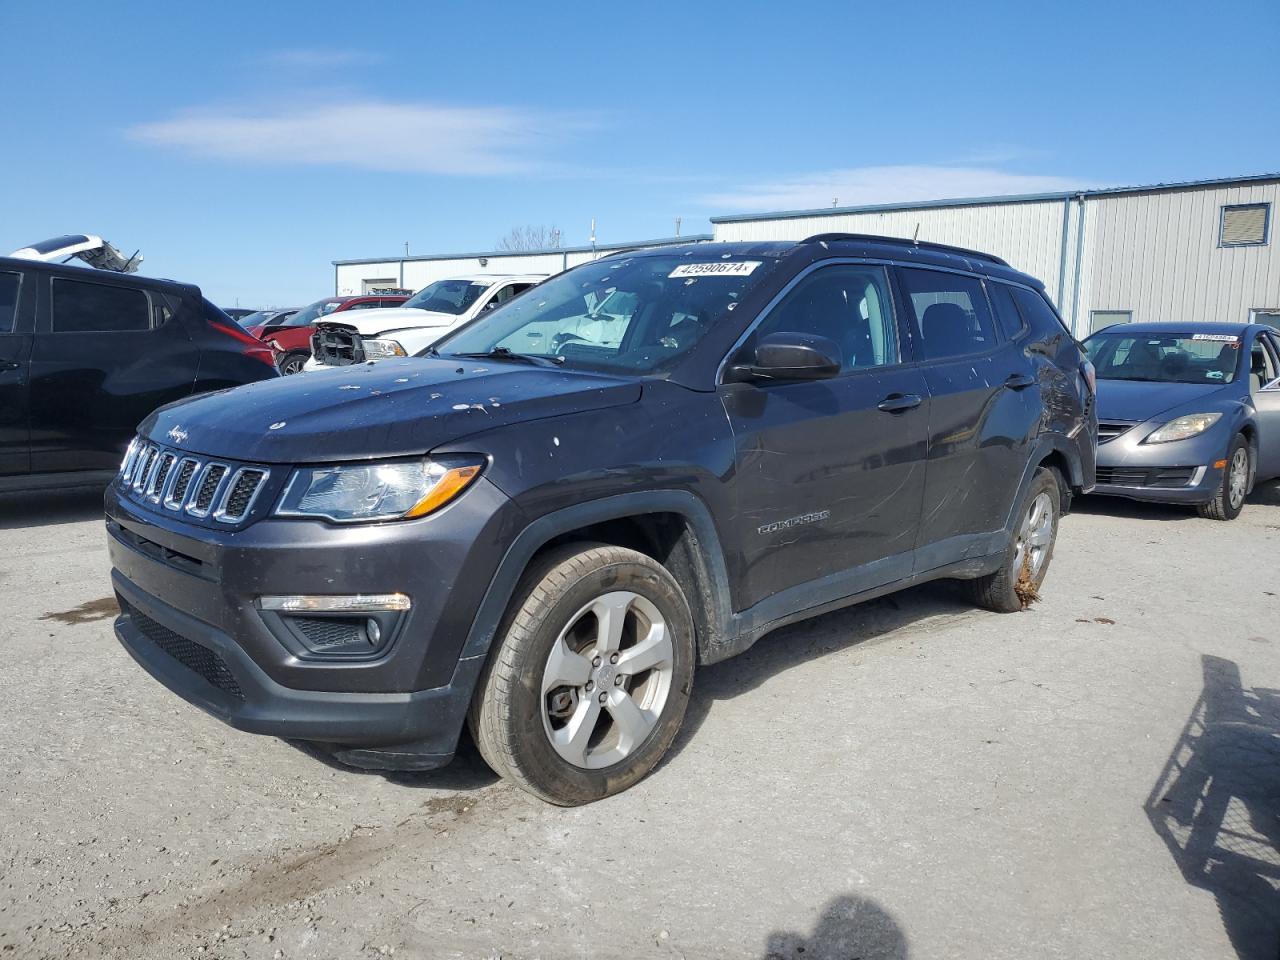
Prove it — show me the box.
[1,485,1277,960]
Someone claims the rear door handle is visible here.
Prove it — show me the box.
[0,361,20,372]
[877,393,923,413]
[1004,373,1036,390]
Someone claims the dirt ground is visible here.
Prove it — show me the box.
[1,485,1277,960]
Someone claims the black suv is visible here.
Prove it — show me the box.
[106,236,1096,804]
[0,257,278,492]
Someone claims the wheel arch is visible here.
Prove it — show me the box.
[456,491,735,671]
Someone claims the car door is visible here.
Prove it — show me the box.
[896,267,1037,564]
[29,273,200,473]
[0,266,33,476]
[1251,332,1280,479]
[720,261,930,611]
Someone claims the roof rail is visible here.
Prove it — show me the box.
[800,232,1009,267]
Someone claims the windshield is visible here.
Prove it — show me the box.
[1084,332,1239,384]
[434,254,771,374]
[236,310,271,328]
[292,298,344,325]
[404,279,493,315]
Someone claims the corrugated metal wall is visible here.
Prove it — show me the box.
[1075,182,1280,331]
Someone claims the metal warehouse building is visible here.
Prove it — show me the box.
[711,173,1280,336]
[334,234,710,298]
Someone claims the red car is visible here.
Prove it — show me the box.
[250,295,409,374]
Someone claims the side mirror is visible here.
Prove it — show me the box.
[726,332,841,383]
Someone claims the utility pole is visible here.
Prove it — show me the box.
[404,241,410,256]
[675,216,682,237]
[590,218,596,256]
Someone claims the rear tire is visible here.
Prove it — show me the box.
[1197,435,1249,521]
[966,466,1061,613]
[469,543,695,805]
[278,351,309,375]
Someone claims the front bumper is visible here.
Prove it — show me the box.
[1091,421,1226,504]
[106,474,520,768]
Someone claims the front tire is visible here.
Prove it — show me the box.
[278,351,309,375]
[1197,434,1249,521]
[469,543,695,805]
[966,466,1061,613]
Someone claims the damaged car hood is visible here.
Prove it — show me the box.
[320,307,460,337]
[139,358,642,463]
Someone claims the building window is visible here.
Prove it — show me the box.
[362,278,396,294]
[1219,203,1270,247]
[1090,310,1132,333]
[1251,308,1280,331]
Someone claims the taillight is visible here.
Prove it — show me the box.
[1081,359,1097,395]
[214,320,279,368]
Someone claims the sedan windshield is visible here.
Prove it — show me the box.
[404,279,492,315]
[434,254,771,374]
[1084,332,1239,384]
[292,298,344,325]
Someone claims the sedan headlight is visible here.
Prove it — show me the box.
[276,457,484,522]
[363,338,407,359]
[1145,412,1222,444]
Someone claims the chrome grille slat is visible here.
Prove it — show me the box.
[164,458,201,510]
[147,453,176,502]
[186,463,230,518]
[134,446,161,493]
[214,468,269,523]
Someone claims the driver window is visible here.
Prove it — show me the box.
[750,264,898,373]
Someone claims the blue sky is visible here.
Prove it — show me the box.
[2,0,1277,307]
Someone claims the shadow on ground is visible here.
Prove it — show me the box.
[763,893,908,959]
[1074,478,1280,523]
[0,487,105,529]
[1146,654,1280,960]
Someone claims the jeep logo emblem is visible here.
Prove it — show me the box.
[167,425,189,445]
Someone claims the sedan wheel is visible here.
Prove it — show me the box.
[1198,434,1250,521]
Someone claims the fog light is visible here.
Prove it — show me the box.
[258,593,411,613]
[366,618,381,646]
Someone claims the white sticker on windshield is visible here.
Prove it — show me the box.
[1191,333,1239,342]
[669,261,761,278]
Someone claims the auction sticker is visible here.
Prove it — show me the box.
[1191,333,1239,342]
[669,261,761,278]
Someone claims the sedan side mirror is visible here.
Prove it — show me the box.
[726,332,841,383]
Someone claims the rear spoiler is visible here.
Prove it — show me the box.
[9,234,143,273]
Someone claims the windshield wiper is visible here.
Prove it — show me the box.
[450,348,564,366]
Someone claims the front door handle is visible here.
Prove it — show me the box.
[877,393,922,413]
[0,360,19,372]
[1004,373,1036,390]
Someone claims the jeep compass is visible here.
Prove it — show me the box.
[107,235,1096,804]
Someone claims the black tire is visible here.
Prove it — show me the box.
[468,542,695,805]
[1197,434,1249,521]
[278,351,309,375]
[966,466,1061,613]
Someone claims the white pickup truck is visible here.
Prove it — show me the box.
[306,274,544,370]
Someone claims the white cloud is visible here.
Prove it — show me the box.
[699,165,1091,212]
[128,98,589,176]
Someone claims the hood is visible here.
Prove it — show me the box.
[139,357,641,463]
[1095,378,1232,422]
[324,307,458,337]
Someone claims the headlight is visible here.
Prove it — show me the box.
[276,457,484,522]
[363,338,407,359]
[1145,412,1222,444]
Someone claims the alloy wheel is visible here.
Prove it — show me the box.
[1012,491,1054,582]
[540,591,674,770]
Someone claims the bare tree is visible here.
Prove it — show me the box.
[496,225,562,252]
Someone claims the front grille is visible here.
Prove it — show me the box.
[311,325,364,366]
[116,439,272,526]
[122,600,244,699]
[222,470,265,519]
[1095,466,1196,488]
[293,616,369,649]
[1098,421,1138,444]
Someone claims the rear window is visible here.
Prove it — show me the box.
[0,272,20,334]
[898,267,997,360]
[52,278,150,333]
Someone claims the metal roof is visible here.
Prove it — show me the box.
[334,233,712,267]
[710,173,1280,225]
